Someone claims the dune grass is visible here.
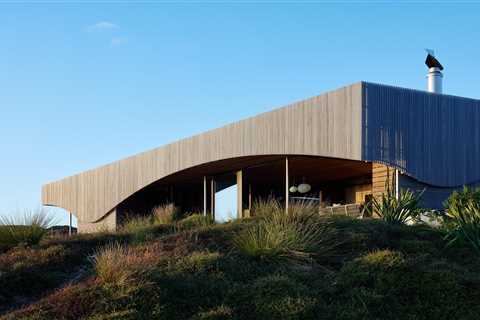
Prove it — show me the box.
[3,213,480,320]
[4,195,480,319]
[177,213,214,230]
[0,209,56,250]
[152,203,180,225]
[91,242,155,296]
[233,200,336,265]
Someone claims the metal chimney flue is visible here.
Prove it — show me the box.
[425,49,444,94]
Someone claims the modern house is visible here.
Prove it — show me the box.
[42,55,480,233]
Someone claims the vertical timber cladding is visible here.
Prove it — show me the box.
[42,83,364,224]
[372,163,395,197]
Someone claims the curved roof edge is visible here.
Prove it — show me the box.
[42,83,363,222]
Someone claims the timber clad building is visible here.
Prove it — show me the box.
[42,81,480,233]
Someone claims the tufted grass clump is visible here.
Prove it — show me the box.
[233,200,335,265]
[152,203,180,225]
[250,198,283,218]
[0,209,56,250]
[120,214,153,232]
[91,242,154,295]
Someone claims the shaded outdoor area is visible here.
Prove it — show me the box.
[116,155,373,224]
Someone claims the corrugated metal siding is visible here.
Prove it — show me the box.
[363,82,480,187]
[398,174,480,210]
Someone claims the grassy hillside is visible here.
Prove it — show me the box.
[1,209,480,320]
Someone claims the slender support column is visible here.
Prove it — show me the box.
[318,190,323,214]
[203,176,207,216]
[169,186,174,204]
[395,169,400,200]
[211,179,216,219]
[285,156,289,213]
[248,184,252,215]
[69,212,72,236]
[236,170,243,219]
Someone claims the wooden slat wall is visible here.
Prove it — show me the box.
[372,163,395,197]
[42,83,363,223]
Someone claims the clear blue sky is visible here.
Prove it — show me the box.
[1,2,479,225]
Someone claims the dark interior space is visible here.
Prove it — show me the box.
[116,155,373,225]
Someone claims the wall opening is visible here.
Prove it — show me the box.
[215,184,237,223]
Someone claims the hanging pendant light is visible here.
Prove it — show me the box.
[289,186,298,193]
[297,177,311,194]
[297,183,311,193]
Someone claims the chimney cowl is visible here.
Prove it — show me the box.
[425,50,444,94]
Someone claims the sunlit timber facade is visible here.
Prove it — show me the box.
[42,82,480,233]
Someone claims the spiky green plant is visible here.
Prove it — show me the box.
[233,200,335,265]
[0,209,56,248]
[443,190,480,254]
[368,186,423,225]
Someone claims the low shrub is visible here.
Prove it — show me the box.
[172,251,221,275]
[229,274,318,319]
[332,249,473,320]
[193,305,233,320]
[444,186,480,212]
[444,199,480,254]
[0,209,56,250]
[234,200,335,265]
[177,214,214,230]
[1,279,104,320]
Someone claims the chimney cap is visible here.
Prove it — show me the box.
[425,53,444,70]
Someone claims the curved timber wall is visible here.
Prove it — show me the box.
[42,83,363,223]
[43,81,480,224]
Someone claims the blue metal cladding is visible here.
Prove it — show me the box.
[362,82,480,188]
[398,174,480,210]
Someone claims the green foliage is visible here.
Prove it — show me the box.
[0,209,56,250]
[119,215,157,244]
[152,203,180,225]
[177,214,214,230]
[368,186,423,225]
[331,249,477,319]
[91,242,154,296]
[4,213,480,320]
[233,200,335,265]
[444,186,480,212]
[119,215,153,233]
[192,305,233,320]
[1,279,104,320]
[251,197,283,217]
[443,188,480,254]
[245,274,317,319]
